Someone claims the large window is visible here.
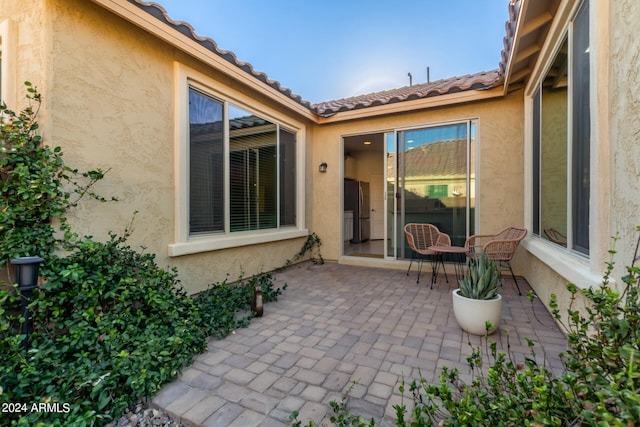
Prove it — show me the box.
[188,86,297,236]
[189,89,224,233]
[532,0,590,255]
[571,1,591,254]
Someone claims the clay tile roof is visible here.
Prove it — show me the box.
[129,0,312,110]
[387,138,472,179]
[311,71,503,117]
[500,1,521,77]
[128,0,514,118]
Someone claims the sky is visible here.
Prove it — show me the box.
[156,1,511,104]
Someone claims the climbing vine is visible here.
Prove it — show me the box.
[0,82,115,270]
[288,232,324,266]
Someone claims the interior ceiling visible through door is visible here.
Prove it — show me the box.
[344,132,384,156]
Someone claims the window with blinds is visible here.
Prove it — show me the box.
[229,104,278,232]
[279,128,296,227]
[188,87,297,236]
[189,88,224,234]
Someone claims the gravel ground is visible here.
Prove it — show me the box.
[104,399,186,427]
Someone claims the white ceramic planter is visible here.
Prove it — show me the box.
[452,289,503,335]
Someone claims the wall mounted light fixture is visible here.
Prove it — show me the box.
[319,162,328,173]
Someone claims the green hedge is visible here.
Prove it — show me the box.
[0,233,286,426]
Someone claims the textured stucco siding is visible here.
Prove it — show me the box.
[610,0,640,271]
[50,0,176,252]
[473,92,525,240]
[0,0,49,108]
[310,91,525,265]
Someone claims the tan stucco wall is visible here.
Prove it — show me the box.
[610,0,640,274]
[473,92,525,240]
[0,0,49,108]
[309,92,525,265]
[345,150,384,183]
[2,0,312,294]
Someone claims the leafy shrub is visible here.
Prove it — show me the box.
[554,233,640,425]
[405,232,640,426]
[0,233,207,426]
[0,232,289,426]
[194,272,286,339]
[283,232,324,267]
[391,339,569,426]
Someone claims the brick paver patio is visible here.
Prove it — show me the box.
[152,261,568,426]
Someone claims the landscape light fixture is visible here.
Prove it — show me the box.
[11,256,44,351]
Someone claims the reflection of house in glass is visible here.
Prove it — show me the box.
[402,138,475,206]
[388,127,476,246]
[537,37,568,246]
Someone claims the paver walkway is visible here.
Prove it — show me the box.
[152,261,568,426]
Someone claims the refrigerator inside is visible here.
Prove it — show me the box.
[344,179,370,243]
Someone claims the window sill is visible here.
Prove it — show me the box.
[168,228,309,257]
[522,237,604,290]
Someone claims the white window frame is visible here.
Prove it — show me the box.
[169,63,307,257]
[523,0,605,289]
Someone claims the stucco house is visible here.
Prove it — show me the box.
[0,0,638,319]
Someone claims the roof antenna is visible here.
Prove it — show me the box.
[408,72,413,86]
[427,67,430,84]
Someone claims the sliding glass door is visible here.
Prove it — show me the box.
[386,121,476,259]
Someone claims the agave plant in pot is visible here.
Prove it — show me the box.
[452,252,502,335]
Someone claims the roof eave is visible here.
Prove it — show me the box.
[316,86,506,124]
[502,0,524,93]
